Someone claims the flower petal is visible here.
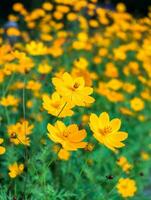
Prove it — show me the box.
[89,113,100,133]
[0,146,5,155]
[109,118,121,132]
[99,112,110,128]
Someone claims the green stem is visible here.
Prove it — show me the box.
[73,154,89,191]
[47,146,61,168]
[22,75,28,200]
[47,157,56,168]
[5,106,10,124]
[3,73,15,97]
[54,102,67,122]
[14,179,17,198]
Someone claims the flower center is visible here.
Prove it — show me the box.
[67,82,80,91]
[73,82,80,89]
[99,126,112,136]
[52,101,60,108]
[121,184,127,189]
[63,131,69,137]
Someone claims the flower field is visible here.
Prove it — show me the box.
[0,1,151,199]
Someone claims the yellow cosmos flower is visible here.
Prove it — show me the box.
[10,81,25,90]
[0,70,4,83]
[8,162,24,178]
[107,79,123,91]
[40,33,53,42]
[116,3,126,13]
[42,92,74,118]
[13,3,24,12]
[119,107,133,116]
[96,82,124,103]
[67,13,77,21]
[6,27,20,37]
[141,89,151,100]
[38,63,52,74]
[42,2,53,11]
[0,95,19,107]
[77,32,88,42]
[117,156,133,173]
[26,41,48,56]
[8,14,18,22]
[141,151,150,161]
[123,83,136,93]
[26,80,41,92]
[12,51,34,74]
[26,100,33,108]
[73,57,88,70]
[89,112,128,151]
[116,178,137,198]
[0,44,14,65]
[47,121,87,151]
[0,138,6,155]
[52,72,95,106]
[104,63,119,78]
[7,120,34,146]
[71,68,93,87]
[130,97,144,112]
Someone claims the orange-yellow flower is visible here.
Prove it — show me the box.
[116,178,137,198]
[0,95,19,107]
[42,2,53,11]
[6,27,20,37]
[38,63,52,74]
[141,151,150,160]
[117,156,133,173]
[47,121,87,151]
[8,162,24,178]
[73,57,88,70]
[7,120,34,146]
[26,41,48,56]
[116,3,126,12]
[0,138,6,155]
[26,80,41,92]
[52,72,95,106]
[89,112,128,151]
[119,107,133,116]
[130,97,144,112]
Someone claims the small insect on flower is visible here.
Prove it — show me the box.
[8,162,24,178]
[47,121,87,151]
[106,175,114,180]
[89,112,128,151]
[0,138,6,155]
[52,72,95,107]
[116,178,137,198]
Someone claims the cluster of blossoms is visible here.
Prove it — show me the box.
[43,72,128,160]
